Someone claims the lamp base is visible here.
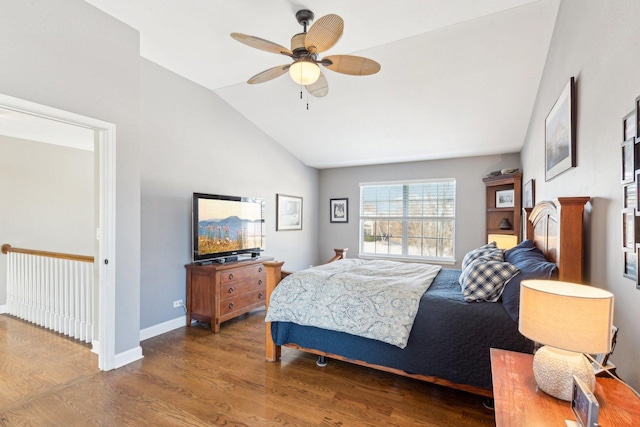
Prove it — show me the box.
[532,346,595,401]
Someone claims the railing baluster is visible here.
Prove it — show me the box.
[2,243,94,344]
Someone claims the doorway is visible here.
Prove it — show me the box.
[0,93,116,370]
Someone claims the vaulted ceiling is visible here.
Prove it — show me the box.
[56,1,561,168]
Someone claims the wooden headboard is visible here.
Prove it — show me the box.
[523,197,590,283]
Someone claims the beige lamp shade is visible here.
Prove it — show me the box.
[487,234,518,250]
[519,280,614,354]
[519,279,614,400]
[289,60,320,85]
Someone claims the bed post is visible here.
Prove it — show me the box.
[263,260,284,362]
[327,248,348,263]
[555,197,589,283]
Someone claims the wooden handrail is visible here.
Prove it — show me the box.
[1,244,94,263]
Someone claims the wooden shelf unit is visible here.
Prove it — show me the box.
[483,172,522,243]
[185,259,267,333]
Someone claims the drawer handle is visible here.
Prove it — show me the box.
[258,267,263,273]
[228,273,234,280]
[228,287,235,293]
[229,302,234,309]
[258,293,264,299]
[258,280,263,285]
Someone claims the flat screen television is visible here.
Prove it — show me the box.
[192,193,265,263]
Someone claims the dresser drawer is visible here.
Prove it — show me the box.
[219,290,266,316]
[219,264,265,284]
[220,276,264,298]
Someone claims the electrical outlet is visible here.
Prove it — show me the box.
[173,299,183,308]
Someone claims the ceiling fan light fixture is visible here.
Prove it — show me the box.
[289,60,320,85]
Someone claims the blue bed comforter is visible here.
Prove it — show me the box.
[270,268,534,391]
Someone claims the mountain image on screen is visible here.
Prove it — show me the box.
[198,216,262,255]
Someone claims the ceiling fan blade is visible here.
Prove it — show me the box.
[247,65,290,84]
[231,33,293,56]
[323,55,381,76]
[305,14,344,54]
[305,72,329,98]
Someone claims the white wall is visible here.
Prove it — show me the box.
[520,0,640,389]
[139,59,319,329]
[0,0,141,355]
[319,153,521,268]
[0,135,94,305]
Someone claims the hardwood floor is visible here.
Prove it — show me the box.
[0,311,496,426]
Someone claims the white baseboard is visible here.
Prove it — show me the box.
[139,315,187,342]
[114,345,143,369]
[0,304,6,314]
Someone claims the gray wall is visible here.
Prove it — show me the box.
[319,153,521,268]
[0,136,94,304]
[0,0,141,354]
[139,60,319,329]
[521,0,640,389]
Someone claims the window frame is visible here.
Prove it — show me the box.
[358,178,456,264]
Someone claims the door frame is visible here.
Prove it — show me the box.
[0,93,116,370]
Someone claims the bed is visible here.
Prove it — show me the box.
[263,197,589,397]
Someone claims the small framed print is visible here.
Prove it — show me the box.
[330,198,348,223]
[636,171,640,213]
[523,179,535,209]
[623,182,636,209]
[621,139,635,184]
[623,110,636,141]
[496,189,515,208]
[276,194,302,231]
[636,95,640,139]
[624,251,637,280]
[622,208,638,251]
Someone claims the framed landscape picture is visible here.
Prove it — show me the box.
[330,198,348,223]
[545,77,576,181]
[276,194,302,231]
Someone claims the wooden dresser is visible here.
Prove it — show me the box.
[185,260,267,333]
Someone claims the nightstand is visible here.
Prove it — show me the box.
[490,348,640,426]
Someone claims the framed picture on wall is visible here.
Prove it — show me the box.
[636,95,640,139]
[496,189,515,208]
[523,179,535,208]
[623,109,636,141]
[622,139,635,184]
[622,208,637,251]
[276,194,302,231]
[330,198,348,223]
[545,77,576,181]
[624,251,637,281]
[624,182,636,210]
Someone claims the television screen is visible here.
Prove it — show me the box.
[192,193,264,262]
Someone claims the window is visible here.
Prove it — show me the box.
[359,179,455,262]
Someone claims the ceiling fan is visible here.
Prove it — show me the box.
[230,9,381,98]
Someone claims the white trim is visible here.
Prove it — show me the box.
[114,345,143,369]
[0,93,116,371]
[140,316,187,341]
[0,304,6,314]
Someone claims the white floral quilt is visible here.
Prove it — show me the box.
[265,259,442,348]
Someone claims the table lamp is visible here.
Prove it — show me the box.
[487,234,519,249]
[518,280,614,401]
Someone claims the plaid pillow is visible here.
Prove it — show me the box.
[460,257,519,302]
[461,242,503,270]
